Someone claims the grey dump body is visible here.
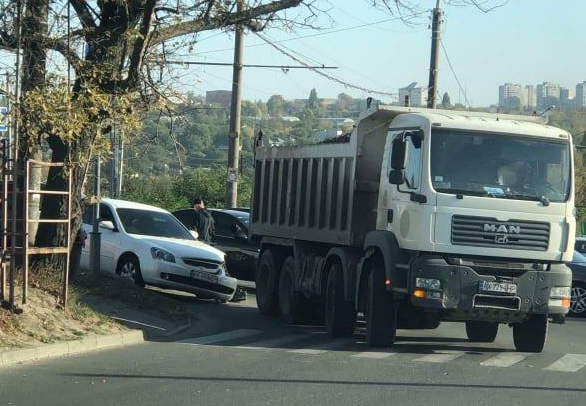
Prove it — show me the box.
[251,108,394,247]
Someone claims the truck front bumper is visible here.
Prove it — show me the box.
[407,255,571,322]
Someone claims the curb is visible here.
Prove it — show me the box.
[0,330,144,368]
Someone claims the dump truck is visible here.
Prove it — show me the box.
[250,105,574,352]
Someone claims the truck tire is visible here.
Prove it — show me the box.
[366,264,397,347]
[279,256,311,324]
[465,321,499,343]
[256,248,282,315]
[513,314,548,353]
[325,263,357,338]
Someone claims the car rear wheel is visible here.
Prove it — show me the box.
[117,255,145,288]
[570,282,586,317]
[465,321,499,343]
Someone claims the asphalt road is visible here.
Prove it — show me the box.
[2,292,586,406]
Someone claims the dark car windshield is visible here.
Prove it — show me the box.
[117,208,194,240]
[574,251,586,264]
[431,129,571,203]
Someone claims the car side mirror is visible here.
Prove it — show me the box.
[190,230,199,240]
[390,136,407,170]
[99,220,116,231]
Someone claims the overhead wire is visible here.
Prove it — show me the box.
[439,38,471,108]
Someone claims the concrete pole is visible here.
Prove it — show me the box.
[427,0,442,109]
[90,156,101,274]
[225,0,244,208]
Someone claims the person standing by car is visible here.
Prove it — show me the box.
[192,198,215,243]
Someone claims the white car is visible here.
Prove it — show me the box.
[80,199,238,302]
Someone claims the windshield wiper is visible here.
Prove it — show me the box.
[435,188,490,198]
[501,192,550,206]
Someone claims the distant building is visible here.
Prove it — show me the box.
[576,82,586,109]
[399,82,428,107]
[560,87,575,111]
[280,116,300,123]
[206,90,232,107]
[525,85,536,109]
[536,82,560,110]
[498,83,524,110]
[358,98,381,111]
[318,117,355,127]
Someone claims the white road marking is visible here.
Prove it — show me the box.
[238,334,308,350]
[180,329,262,345]
[352,351,395,359]
[413,351,464,363]
[480,352,529,367]
[288,339,351,355]
[544,354,586,372]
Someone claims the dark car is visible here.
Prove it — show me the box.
[172,208,259,281]
[575,237,586,254]
[568,251,586,317]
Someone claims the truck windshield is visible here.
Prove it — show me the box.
[430,129,571,203]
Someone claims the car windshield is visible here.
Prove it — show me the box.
[574,251,586,264]
[117,208,194,240]
[236,214,249,227]
[430,129,571,203]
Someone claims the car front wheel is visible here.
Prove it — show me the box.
[117,255,145,288]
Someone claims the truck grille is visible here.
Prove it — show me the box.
[451,215,550,251]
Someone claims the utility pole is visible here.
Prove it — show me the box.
[427,0,442,109]
[225,0,244,208]
[90,156,101,274]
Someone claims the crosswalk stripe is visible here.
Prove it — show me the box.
[288,339,351,355]
[352,351,395,359]
[480,352,529,367]
[238,334,308,350]
[544,354,586,372]
[180,329,262,345]
[413,351,464,363]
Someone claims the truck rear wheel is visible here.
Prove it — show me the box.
[465,321,499,343]
[366,264,397,347]
[513,314,548,353]
[279,256,311,324]
[325,263,357,338]
[256,248,283,315]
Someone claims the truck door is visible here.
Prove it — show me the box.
[386,129,428,249]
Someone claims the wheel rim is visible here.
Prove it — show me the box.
[571,286,586,314]
[121,262,136,280]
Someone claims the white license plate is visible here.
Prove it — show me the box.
[191,269,219,284]
[479,280,517,294]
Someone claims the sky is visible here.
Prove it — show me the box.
[175,0,586,107]
[1,0,584,107]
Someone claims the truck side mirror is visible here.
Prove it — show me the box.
[408,129,424,149]
[390,137,407,170]
[389,169,405,185]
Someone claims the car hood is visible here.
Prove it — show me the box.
[132,235,225,262]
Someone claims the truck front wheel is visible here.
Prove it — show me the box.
[465,321,499,343]
[366,264,397,347]
[513,314,548,353]
[256,248,282,315]
[325,263,357,338]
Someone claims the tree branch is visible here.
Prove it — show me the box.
[0,29,16,51]
[69,0,97,31]
[126,0,158,89]
[152,0,304,45]
[45,37,83,74]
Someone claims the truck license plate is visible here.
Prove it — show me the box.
[191,269,219,284]
[479,280,517,295]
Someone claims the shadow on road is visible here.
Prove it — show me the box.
[59,373,586,393]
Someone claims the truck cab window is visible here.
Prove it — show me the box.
[404,136,422,190]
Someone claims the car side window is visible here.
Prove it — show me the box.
[214,212,235,238]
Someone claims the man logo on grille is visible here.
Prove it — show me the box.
[484,223,521,234]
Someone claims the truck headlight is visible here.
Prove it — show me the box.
[150,247,176,263]
[549,286,571,308]
[550,286,571,299]
[416,278,441,290]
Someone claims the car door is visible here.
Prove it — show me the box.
[98,204,122,274]
[80,206,93,271]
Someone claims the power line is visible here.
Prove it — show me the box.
[439,38,471,108]
[196,11,430,55]
[254,33,397,99]
[164,60,337,69]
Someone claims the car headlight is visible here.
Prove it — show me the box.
[150,247,176,263]
[415,278,441,290]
